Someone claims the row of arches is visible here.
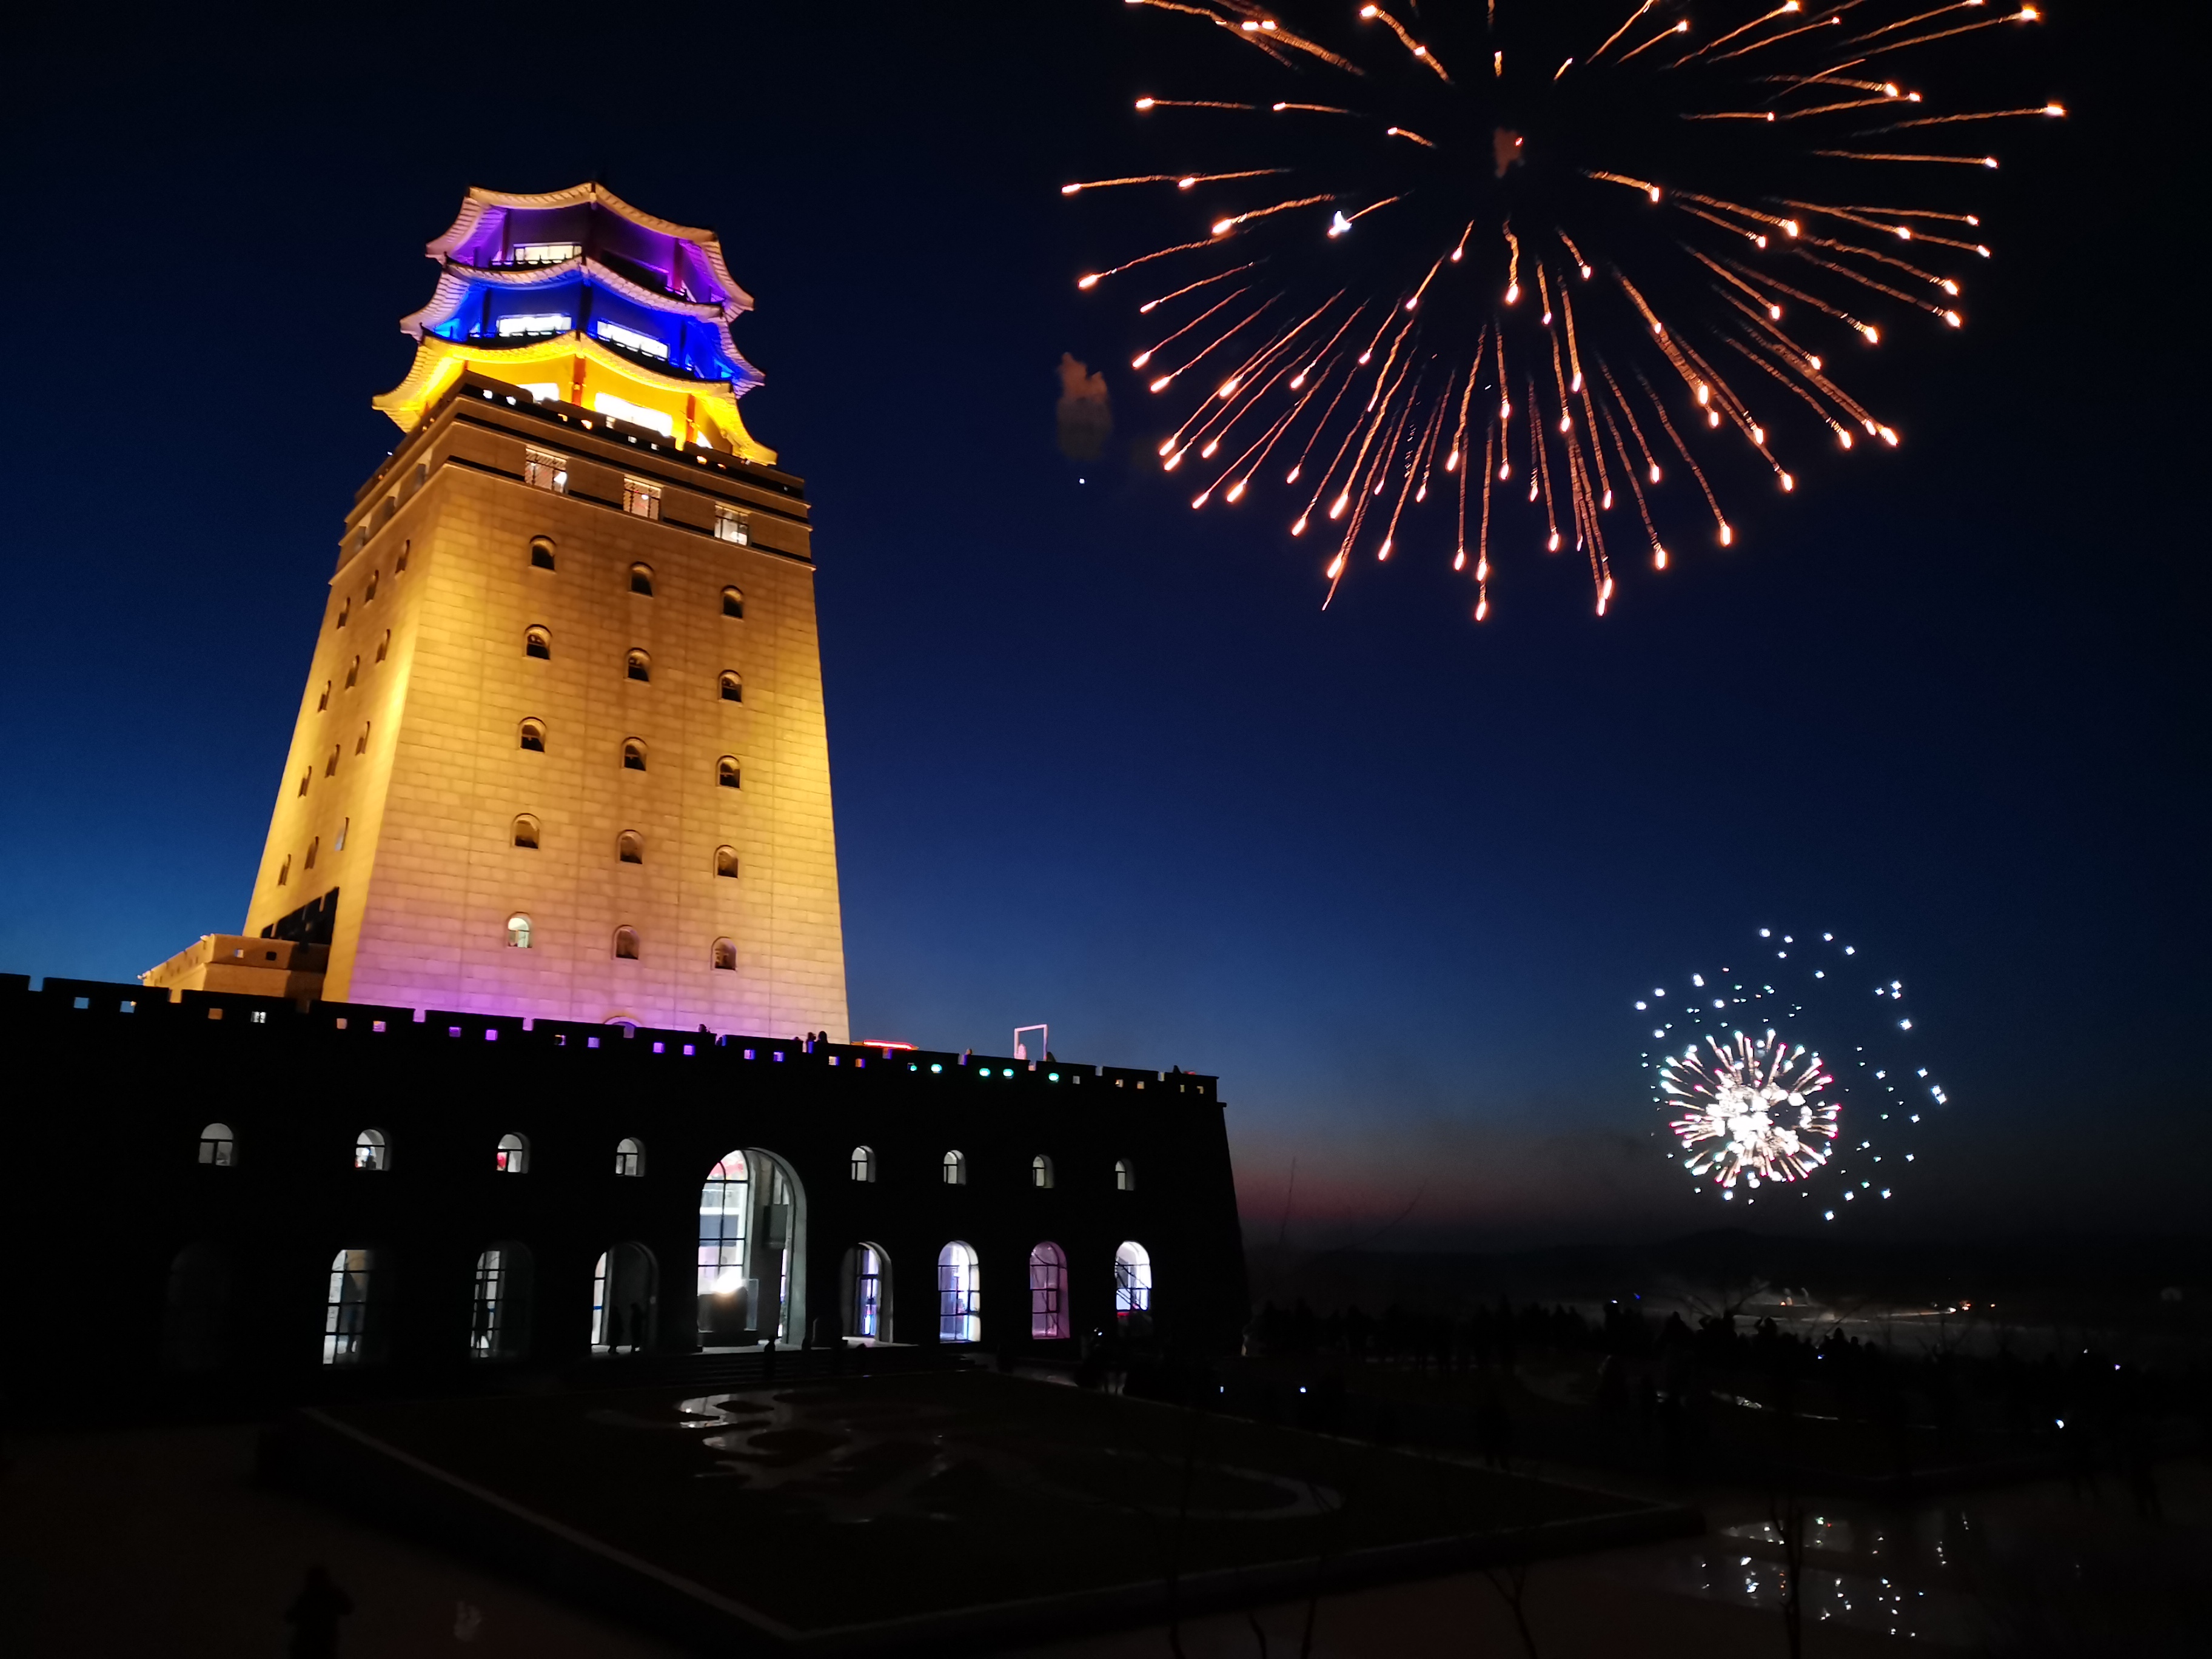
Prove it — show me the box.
[313,1241,654,1367]
[204,1124,1133,1193]
[509,823,742,880]
[504,920,738,967]
[523,541,745,619]
[161,1142,1155,1369]
[520,632,743,702]
[514,725,741,789]
[928,1239,1151,1344]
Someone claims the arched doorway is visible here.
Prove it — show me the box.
[840,1242,891,1343]
[937,1242,980,1344]
[470,1243,534,1360]
[592,1242,659,1354]
[160,1242,234,1372]
[1114,1241,1153,1321]
[696,1148,806,1347]
[1028,1242,1068,1339]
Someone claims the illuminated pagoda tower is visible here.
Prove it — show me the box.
[149,184,848,1037]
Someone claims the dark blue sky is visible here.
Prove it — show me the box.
[1,4,2199,1242]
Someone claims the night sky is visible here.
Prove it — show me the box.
[2,4,2199,1244]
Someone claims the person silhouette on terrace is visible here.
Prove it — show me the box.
[286,1564,353,1658]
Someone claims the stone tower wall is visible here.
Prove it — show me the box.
[244,378,848,1037]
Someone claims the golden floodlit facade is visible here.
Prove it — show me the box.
[151,184,848,1037]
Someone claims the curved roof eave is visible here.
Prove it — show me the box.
[398,257,740,340]
[424,185,750,297]
[374,332,765,431]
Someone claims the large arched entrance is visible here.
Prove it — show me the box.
[696,1148,806,1347]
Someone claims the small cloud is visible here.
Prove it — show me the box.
[1055,353,1112,461]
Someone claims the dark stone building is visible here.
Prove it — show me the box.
[1,974,1246,1409]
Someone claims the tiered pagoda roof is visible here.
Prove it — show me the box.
[374,184,774,461]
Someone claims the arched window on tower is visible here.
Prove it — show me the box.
[376,629,389,663]
[1114,1242,1153,1318]
[1029,1242,1068,1339]
[365,569,379,602]
[720,671,742,703]
[529,536,556,571]
[629,562,655,597]
[344,656,359,689]
[614,1137,646,1178]
[519,719,546,752]
[196,1122,236,1166]
[626,649,651,683]
[622,739,647,771]
[495,1133,529,1175]
[1032,1155,1054,1189]
[618,830,644,865]
[304,836,320,871]
[525,626,551,660]
[722,586,745,618]
[506,913,532,949]
[715,846,739,879]
[512,816,540,850]
[711,938,737,971]
[1114,1158,1136,1192]
[942,1150,967,1186]
[717,756,741,789]
[850,1145,876,1183]
[613,927,640,960]
[317,681,330,712]
[353,1128,390,1171]
[937,1242,980,1344]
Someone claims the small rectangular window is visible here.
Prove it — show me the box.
[623,479,662,520]
[524,449,569,494]
[496,312,572,337]
[511,242,581,266]
[714,508,749,545]
[592,393,675,438]
[595,320,670,361]
[520,381,561,404]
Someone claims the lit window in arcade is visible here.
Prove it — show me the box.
[1030,1242,1068,1339]
[497,312,571,337]
[1114,1242,1153,1317]
[594,392,675,438]
[323,1248,377,1366]
[937,1242,980,1344]
[595,320,669,361]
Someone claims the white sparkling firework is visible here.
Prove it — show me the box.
[1634,928,1946,1215]
[1661,1029,1837,1189]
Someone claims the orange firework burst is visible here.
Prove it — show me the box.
[1073,1,2058,620]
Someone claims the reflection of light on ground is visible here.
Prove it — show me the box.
[592,1387,1345,1525]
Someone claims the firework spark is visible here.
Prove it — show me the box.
[1070,1,2057,620]
[1637,928,1949,1216]
[1661,1030,1838,1188]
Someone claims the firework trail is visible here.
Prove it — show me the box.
[1637,928,1949,1216]
[1071,1,2058,620]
